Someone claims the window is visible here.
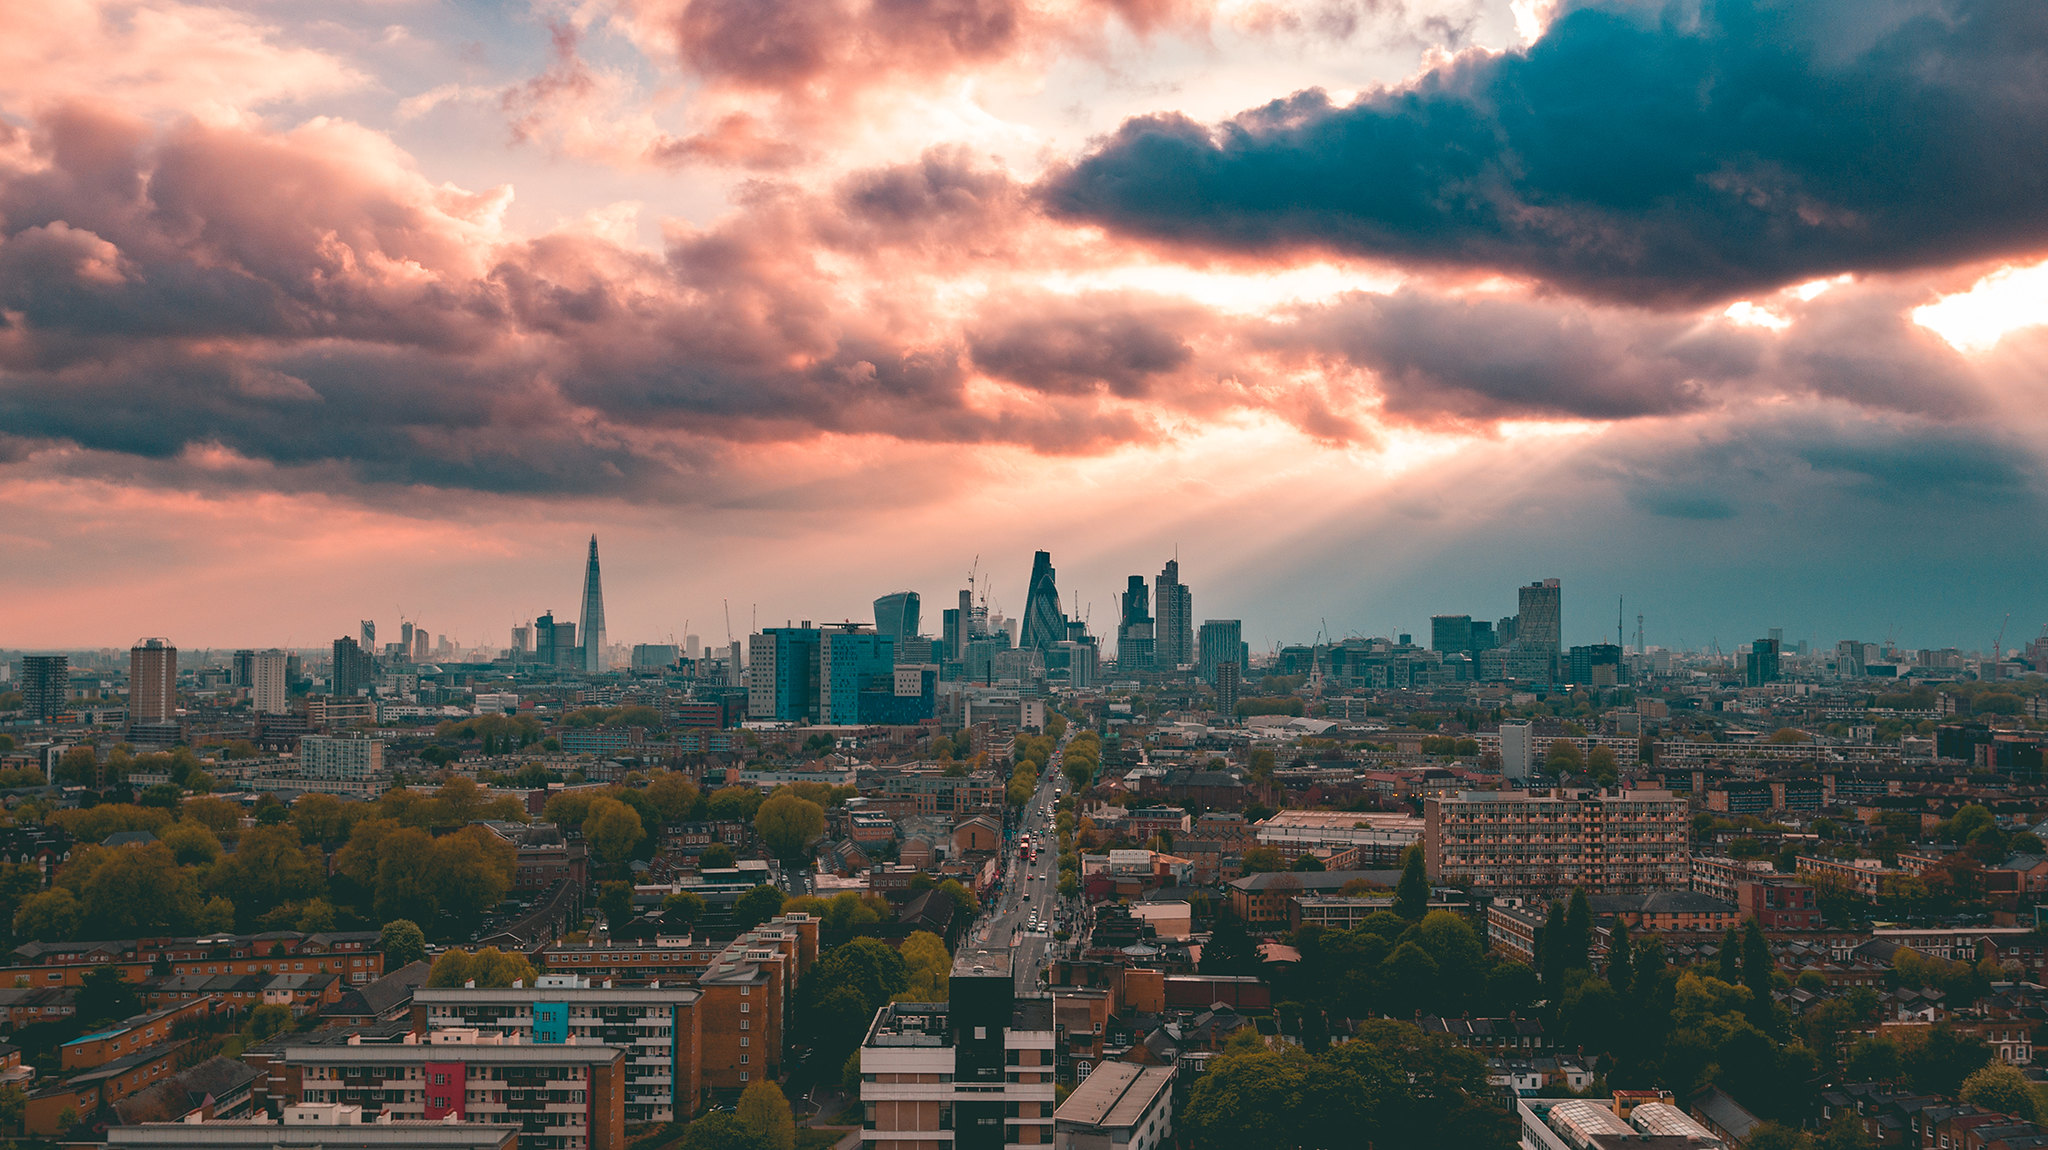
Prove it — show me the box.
[740,1003,749,1013]
[740,1055,748,1064]
[739,1072,748,1082]
[740,1020,749,1031]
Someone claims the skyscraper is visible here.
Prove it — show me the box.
[579,535,607,674]
[1019,550,1066,652]
[873,592,921,645]
[1117,575,1154,671]
[399,621,415,661]
[331,636,375,698]
[232,649,256,688]
[1430,615,1473,656]
[412,627,429,662]
[1215,658,1241,718]
[1155,559,1193,669]
[1517,579,1562,653]
[536,612,577,670]
[251,649,289,715]
[1197,619,1244,685]
[21,655,68,722]
[360,620,376,649]
[129,638,177,722]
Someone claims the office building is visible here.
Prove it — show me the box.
[942,608,964,664]
[412,975,702,1124]
[1745,638,1781,687]
[251,650,289,715]
[1053,1063,1175,1150]
[859,950,1055,1150]
[630,645,679,672]
[1499,721,1534,783]
[748,626,822,723]
[820,626,895,725]
[1431,615,1473,657]
[579,535,608,674]
[1568,644,1625,687]
[331,636,376,699]
[1116,576,1154,671]
[1020,551,1066,652]
[129,638,177,723]
[1195,620,1243,686]
[21,655,68,722]
[1154,560,1192,669]
[535,613,577,671]
[399,622,415,661]
[275,1035,627,1150]
[360,620,376,649]
[1517,579,1561,652]
[874,592,921,646]
[1424,788,1689,896]
[412,628,429,662]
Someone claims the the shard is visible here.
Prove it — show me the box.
[579,534,607,674]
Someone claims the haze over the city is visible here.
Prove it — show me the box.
[4,0,2047,652]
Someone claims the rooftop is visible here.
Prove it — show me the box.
[1056,1062,1174,1130]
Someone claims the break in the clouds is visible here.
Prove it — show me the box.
[1050,0,2048,304]
[2,0,2047,647]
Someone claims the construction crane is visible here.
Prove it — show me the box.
[1994,612,2011,661]
[723,600,733,644]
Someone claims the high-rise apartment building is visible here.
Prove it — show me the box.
[874,592,921,646]
[251,650,289,715]
[1154,560,1193,669]
[580,535,608,674]
[748,627,822,723]
[232,649,256,688]
[360,620,376,649]
[129,638,177,722]
[1423,788,1689,896]
[1746,637,1781,687]
[331,636,376,698]
[412,628,429,662]
[21,655,69,722]
[535,613,577,670]
[859,950,1055,1150]
[1019,551,1065,652]
[1499,720,1533,782]
[1116,576,1155,671]
[1214,659,1240,718]
[412,975,702,1124]
[299,735,384,782]
[1196,620,1243,685]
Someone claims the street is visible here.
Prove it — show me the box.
[970,726,1080,993]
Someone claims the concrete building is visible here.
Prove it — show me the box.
[412,975,701,1123]
[297,736,384,791]
[21,655,68,722]
[109,1104,519,1149]
[1424,789,1689,896]
[1499,721,1534,783]
[129,638,177,723]
[859,950,1056,1149]
[275,1033,627,1150]
[1253,810,1423,865]
[1053,1062,1174,1150]
[748,626,822,723]
[1196,620,1243,686]
[250,650,289,715]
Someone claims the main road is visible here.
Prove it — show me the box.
[971,725,1076,993]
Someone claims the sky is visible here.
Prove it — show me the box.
[3,0,2047,656]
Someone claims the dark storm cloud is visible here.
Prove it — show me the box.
[969,294,1196,397]
[1046,0,2048,304]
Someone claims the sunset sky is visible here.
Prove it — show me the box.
[3,0,2046,654]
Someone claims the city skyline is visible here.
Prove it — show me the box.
[4,0,2047,654]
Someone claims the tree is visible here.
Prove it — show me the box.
[583,798,647,868]
[1746,1123,1816,1150]
[755,792,826,861]
[733,884,786,931]
[662,891,706,931]
[736,1079,797,1150]
[77,964,140,1025]
[598,881,635,928]
[14,887,83,941]
[159,822,222,867]
[210,823,327,924]
[1202,908,1260,976]
[1961,1062,2042,1121]
[1607,918,1634,999]
[1546,740,1584,772]
[429,947,538,988]
[1741,917,1777,1030]
[706,786,763,823]
[378,920,428,968]
[1717,928,1742,983]
[898,931,951,1001]
[701,842,737,869]
[646,771,701,823]
[77,843,203,937]
[1292,854,1326,872]
[1845,1036,1903,1082]
[1393,847,1429,921]
[1242,847,1285,874]
[799,937,911,1066]
[196,895,236,932]
[682,1113,758,1150]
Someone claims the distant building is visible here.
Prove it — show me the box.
[1432,615,1473,657]
[1021,551,1066,652]
[1568,644,1626,687]
[250,650,289,715]
[1154,560,1193,669]
[859,951,1055,1148]
[1214,660,1240,718]
[874,592,921,646]
[330,636,375,699]
[1745,637,1781,686]
[748,626,822,723]
[129,638,177,723]
[1499,721,1534,783]
[1054,1062,1175,1150]
[820,626,894,725]
[1424,788,1688,896]
[1196,620,1243,686]
[21,655,68,722]
[579,535,608,674]
[630,644,679,672]
[298,736,384,788]
[535,612,577,671]
[1117,576,1155,671]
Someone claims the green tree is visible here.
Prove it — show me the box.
[14,887,84,942]
[732,884,786,931]
[428,946,538,988]
[1741,917,1777,1031]
[799,937,911,1067]
[598,880,635,928]
[210,823,327,924]
[700,842,737,869]
[755,791,826,860]
[662,891,706,930]
[380,920,429,968]
[1960,1062,2042,1121]
[77,964,139,1025]
[1393,846,1429,921]
[682,1113,758,1150]
[196,895,236,932]
[735,1079,797,1150]
[898,930,951,1002]
[706,786,763,823]
[582,797,647,868]
[1606,918,1634,999]
[1202,908,1260,976]
[1242,847,1285,874]
[1545,739,1584,772]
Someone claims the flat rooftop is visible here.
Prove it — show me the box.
[952,949,1012,979]
[1057,1062,1173,1130]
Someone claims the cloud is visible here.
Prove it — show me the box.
[1046,0,2048,305]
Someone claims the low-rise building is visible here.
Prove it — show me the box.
[1052,1062,1174,1150]
[1424,789,1688,896]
